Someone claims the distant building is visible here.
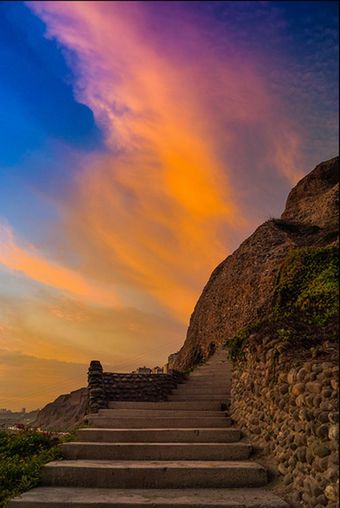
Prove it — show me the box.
[21,408,26,414]
[133,366,152,374]
[152,366,163,374]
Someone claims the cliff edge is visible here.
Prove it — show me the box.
[33,388,87,431]
[173,156,339,370]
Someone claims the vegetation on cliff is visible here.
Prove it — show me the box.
[228,243,339,360]
[173,156,339,370]
[0,429,65,507]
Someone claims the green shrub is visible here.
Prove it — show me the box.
[0,429,64,508]
[228,245,339,360]
[274,245,339,322]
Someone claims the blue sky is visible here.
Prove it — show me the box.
[0,1,338,410]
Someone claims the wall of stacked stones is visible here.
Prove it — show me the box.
[102,372,185,401]
[88,360,186,413]
[229,337,339,508]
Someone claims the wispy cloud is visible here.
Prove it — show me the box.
[0,223,121,306]
[2,1,334,409]
[21,2,303,320]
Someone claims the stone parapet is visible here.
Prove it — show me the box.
[87,362,186,413]
[88,360,107,413]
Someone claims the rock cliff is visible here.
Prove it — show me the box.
[173,156,339,370]
[33,388,87,431]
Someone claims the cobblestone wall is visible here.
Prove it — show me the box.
[229,337,339,508]
[88,360,186,413]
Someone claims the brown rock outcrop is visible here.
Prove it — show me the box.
[173,156,339,371]
[282,156,339,229]
[33,387,88,431]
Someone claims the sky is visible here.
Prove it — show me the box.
[0,1,338,410]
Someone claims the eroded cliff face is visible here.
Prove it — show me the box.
[173,156,339,371]
[282,156,339,229]
[33,388,87,431]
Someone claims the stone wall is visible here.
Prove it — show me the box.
[88,360,186,413]
[229,337,339,508]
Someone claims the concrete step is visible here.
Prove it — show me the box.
[61,442,252,461]
[202,364,229,368]
[180,386,229,391]
[178,382,229,386]
[193,364,229,368]
[8,487,289,507]
[194,365,228,369]
[171,389,228,396]
[190,370,228,375]
[189,374,231,379]
[98,409,226,418]
[189,374,229,379]
[182,375,231,386]
[191,365,230,369]
[76,428,242,443]
[107,401,222,410]
[188,378,230,381]
[192,365,228,368]
[41,460,268,488]
[86,416,233,428]
[168,395,230,401]
[174,384,228,390]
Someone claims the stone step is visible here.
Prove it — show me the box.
[168,395,230,401]
[188,374,230,378]
[171,389,228,396]
[182,375,231,386]
[41,460,268,488]
[194,365,228,369]
[178,387,230,391]
[98,409,226,418]
[107,401,222,410]
[180,383,230,389]
[189,374,229,379]
[193,365,228,368]
[60,442,252,461]
[184,377,229,382]
[194,364,229,368]
[183,384,229,388]
[76,428,242,443]
[193,362,229,366]
[8,487,288,507]
[189,366,231,377]
[202,363,229,367]
[86,416,233,428]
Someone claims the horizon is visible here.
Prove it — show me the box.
[0,1,339,411]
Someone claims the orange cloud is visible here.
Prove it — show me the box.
[2,1,305,326]
[0,224,121,307]
[28,1,295,322]
[0,3,307,411]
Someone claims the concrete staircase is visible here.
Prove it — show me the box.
[9,349,288,507]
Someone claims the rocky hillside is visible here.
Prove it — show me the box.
[33,388,87,431]
[173,156,339,370]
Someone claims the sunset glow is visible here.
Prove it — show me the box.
[0,1,338,409]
